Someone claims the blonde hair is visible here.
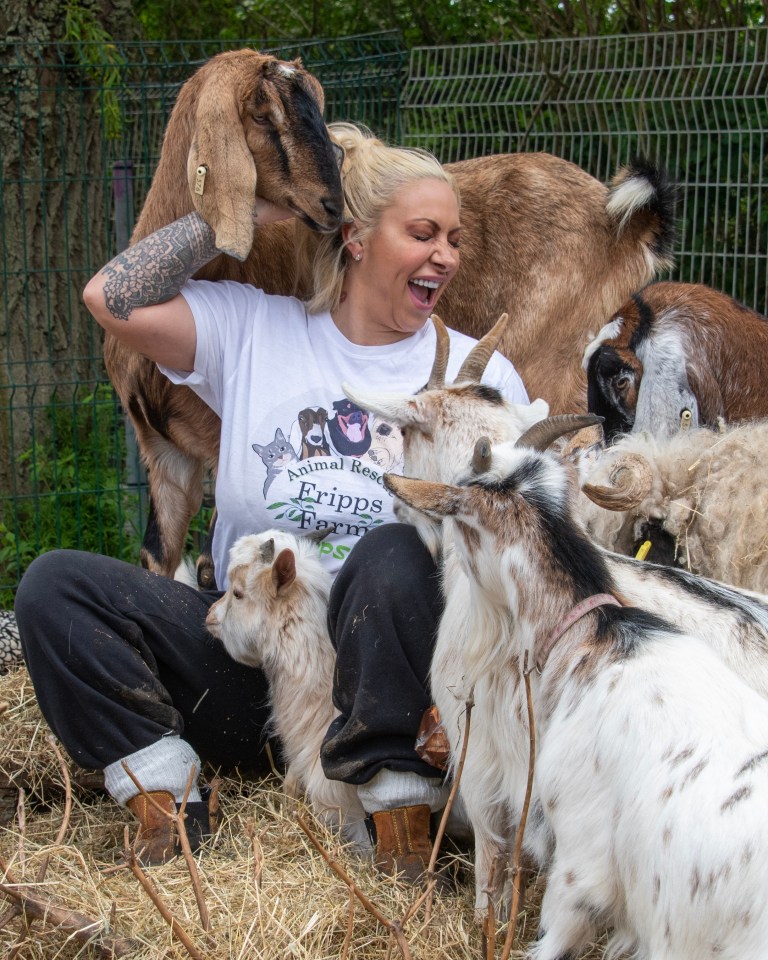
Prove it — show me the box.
[295,122,458,315]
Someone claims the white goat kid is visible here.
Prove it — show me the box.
[205,530,371,855]
[385,444,768,960]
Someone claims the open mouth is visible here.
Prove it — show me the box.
[409,278,441,307]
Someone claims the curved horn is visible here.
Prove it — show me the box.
[259,538,276,564]
[455,313,510,383]
[427,315,451,389]
[302,527,332,543]
[582,453,653,511]
[472,436,493,474]
[515,414,604,452]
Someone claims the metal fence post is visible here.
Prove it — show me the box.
[111,159,148,529]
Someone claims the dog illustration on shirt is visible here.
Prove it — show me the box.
[328,398,371,456]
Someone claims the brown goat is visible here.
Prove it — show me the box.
[102,49,343,583]
[584,281,768,443]
[437,154,676,412]
[102,50,676,585]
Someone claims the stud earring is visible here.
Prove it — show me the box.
[354,253,362,261]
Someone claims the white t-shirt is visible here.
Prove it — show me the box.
[161,279,529,586]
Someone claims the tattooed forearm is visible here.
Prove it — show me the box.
[101,213,219,321]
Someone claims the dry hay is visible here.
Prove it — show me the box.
[0,665,609,959]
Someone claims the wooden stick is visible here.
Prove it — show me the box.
[31,737,76,887]
[499,653,537,960]
[0,771,104,793]
[121,762,211,936]
[124,846,206,960]
[419,691,475,925]
[15,788,25,875]
[481,854,501,960]
[176,767,211,935]
[47,737,73,850]
[297,813,412,960]
[0,854,134,958]
[246,820,266,890]
[0,903,21,931]
[340,884,355,960]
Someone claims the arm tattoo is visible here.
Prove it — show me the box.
[101,213,219,321]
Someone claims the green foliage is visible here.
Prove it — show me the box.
[63,0,126,139]
[133,0,765,46]
[0,385,143,607]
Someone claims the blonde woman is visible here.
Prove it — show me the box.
[16,124,528,880]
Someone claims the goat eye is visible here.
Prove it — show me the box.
[253,114,272,126]
[615,375,630,391]
[232,589,244,600]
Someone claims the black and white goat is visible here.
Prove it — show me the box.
[205,530,371,855]
[385,436,768,960]
[584,281,768,443]
[345,317,768,701]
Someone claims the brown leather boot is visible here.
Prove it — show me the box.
[126,787,217,866]
[126,790,178,865]
[371,804,433,885]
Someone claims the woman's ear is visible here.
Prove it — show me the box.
[342,221,362,259]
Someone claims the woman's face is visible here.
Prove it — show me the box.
[341,178,461,344]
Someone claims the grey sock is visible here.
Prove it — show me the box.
[103,735,202,806]
[357,769,449,814]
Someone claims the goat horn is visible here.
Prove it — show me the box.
[455,313,510,383]
[472,436,493,474]
[302,528,332,543]
[427,315,451,389]
[582,453,653,511]
[515,414,604,452]
[260,538,276,564]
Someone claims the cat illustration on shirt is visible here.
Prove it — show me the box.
[252,428,299,497]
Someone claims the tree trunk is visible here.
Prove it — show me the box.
[0,0,135,490]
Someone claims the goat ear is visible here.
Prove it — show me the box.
[187,71,257,261]
[342,382,426,430]
[272,548,297,593]
[383,473,462,518]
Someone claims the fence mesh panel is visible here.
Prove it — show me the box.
[403,29,768,313]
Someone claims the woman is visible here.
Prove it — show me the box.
[15,123,528,879]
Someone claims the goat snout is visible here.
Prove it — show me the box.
[204,602,224,638]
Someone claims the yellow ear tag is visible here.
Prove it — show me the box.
[635,540,652,561]
[194,165,208,196]
[680,408,692,431]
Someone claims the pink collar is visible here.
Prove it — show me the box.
[535,593,622,673]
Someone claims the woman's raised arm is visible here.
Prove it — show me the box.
[84,199,294,372]
[84,212,216,372]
